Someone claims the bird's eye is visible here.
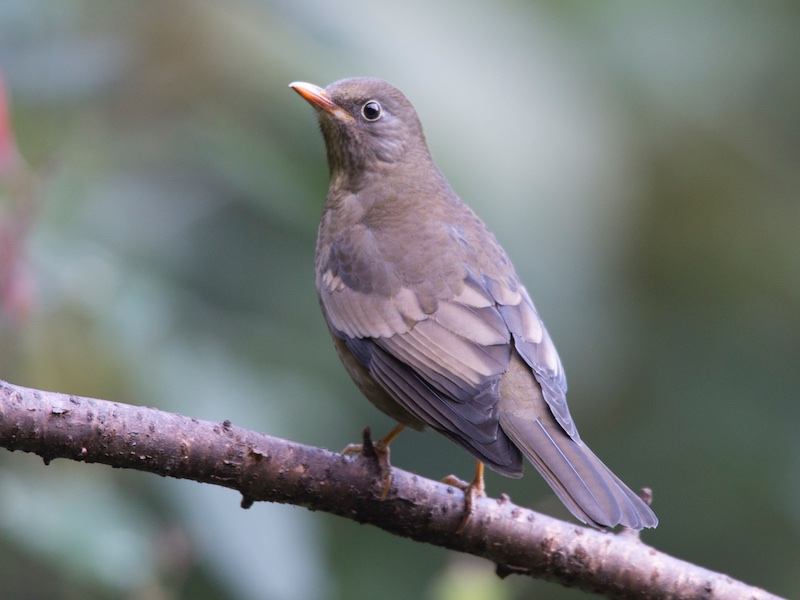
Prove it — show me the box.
[361,101,382,121]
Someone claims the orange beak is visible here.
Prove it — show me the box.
[290,81,353,120]
[289,81,336,111]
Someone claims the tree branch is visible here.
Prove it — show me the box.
[0,379,783,599]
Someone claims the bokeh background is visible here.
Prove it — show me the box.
[1,1,799,599]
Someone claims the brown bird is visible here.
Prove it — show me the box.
[290,77,657,530]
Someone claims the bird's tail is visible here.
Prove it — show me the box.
[499,411,658,529]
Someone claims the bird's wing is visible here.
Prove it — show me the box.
[320,237,526,472]
[320,219,579,467]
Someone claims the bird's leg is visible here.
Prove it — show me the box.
[442,461,485,533]
[342,424,405,499]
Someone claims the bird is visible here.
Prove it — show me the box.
[289,77,657,530]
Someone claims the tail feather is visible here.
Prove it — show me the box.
[500,412,657,529]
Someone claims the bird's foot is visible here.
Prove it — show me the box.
[442,462,486,533]
[341,424,405,500]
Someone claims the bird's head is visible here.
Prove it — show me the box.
[290,78,432,184]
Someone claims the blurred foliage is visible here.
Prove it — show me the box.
[1,1,799,598]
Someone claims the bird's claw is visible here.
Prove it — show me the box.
[441,474,471,490]
[442,464,486,533]
[341,426,394,499]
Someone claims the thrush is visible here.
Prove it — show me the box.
[290,77,657,530]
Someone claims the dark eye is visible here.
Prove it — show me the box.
[361,101,382,121]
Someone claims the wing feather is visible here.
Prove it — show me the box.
[319,225,579,468]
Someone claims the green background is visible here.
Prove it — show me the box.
[1,1,798,598]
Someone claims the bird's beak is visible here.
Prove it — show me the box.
[289,81,352,120]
